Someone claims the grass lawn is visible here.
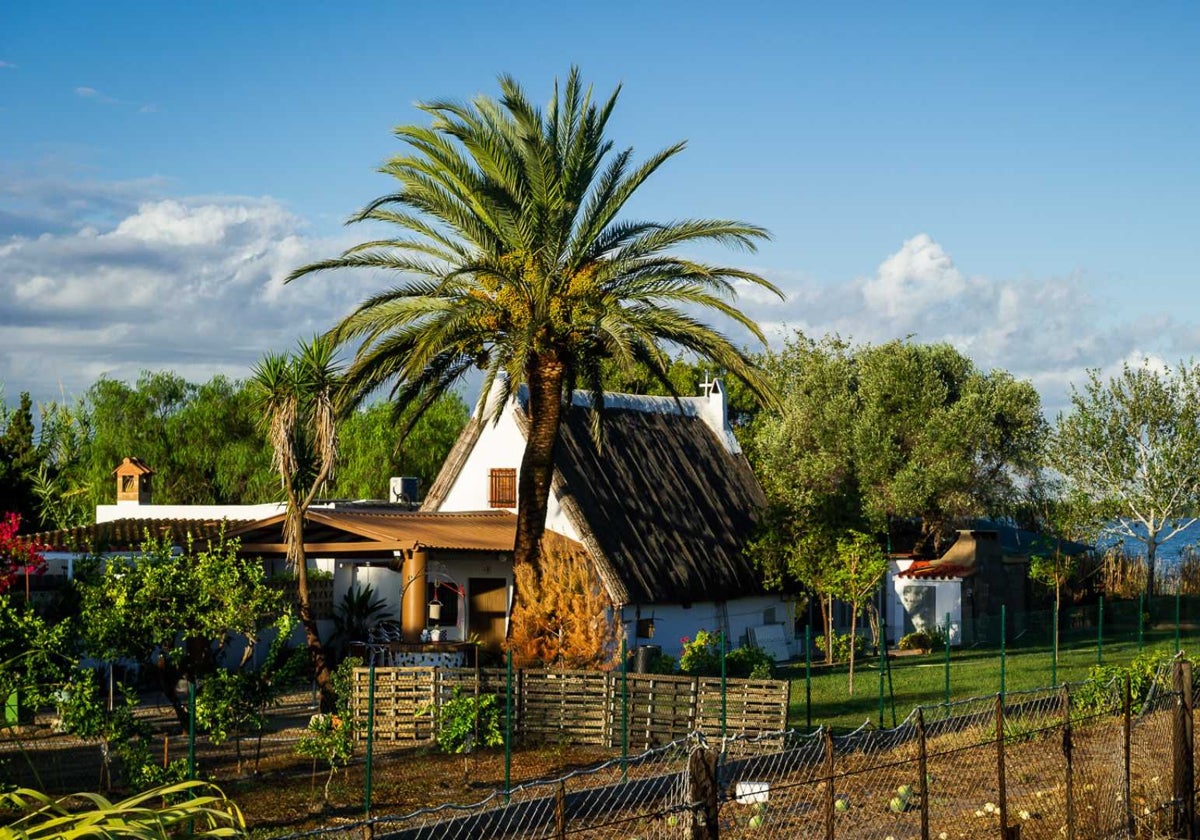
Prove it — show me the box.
[777,622,1200,732]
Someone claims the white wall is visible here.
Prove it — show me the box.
[437,407,526,512]
[619,595,793,660]
[885,566,962,644]
[96,502,286,523]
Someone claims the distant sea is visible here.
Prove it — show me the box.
[1095,519,1200,570]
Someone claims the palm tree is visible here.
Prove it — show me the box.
[248,337,340,707]
[287,68,782,575]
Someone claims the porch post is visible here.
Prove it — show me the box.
[402,547,429,642]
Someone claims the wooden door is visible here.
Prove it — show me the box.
[468,578,508,653]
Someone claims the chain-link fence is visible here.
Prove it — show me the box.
[251,657,1199,839]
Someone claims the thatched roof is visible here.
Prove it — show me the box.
[425,385,767,605]
[547,397,766,605]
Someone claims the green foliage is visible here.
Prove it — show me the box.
[419,688,504,754]
[749,333,1047,592]
[332,584,399,645]
[0,391,39,528]
[56,669,187,791]
[331,396,468,501]
[194,616,305,757]
[897,631,935,652]
[296,656,359,800]
[0,593,72,711]
[1072,648,1175,716]
[0,781,248,838]
[679,629,723,676]
[641,651,679,675]
[75,533,280,728]
[815,631,868,664]
[1050,360,1200,595]
[725,645,774,679]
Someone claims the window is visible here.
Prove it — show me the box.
[489,468,516,508]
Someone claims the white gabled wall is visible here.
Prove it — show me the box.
[437,407,525,513]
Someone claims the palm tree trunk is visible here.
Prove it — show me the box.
[289,504,335,710]
[513,354,566,571]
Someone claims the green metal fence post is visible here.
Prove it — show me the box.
[365,664,375,817]
[1000,605,1007,700]
[187,679,195,782]
[944,611,951,716]
[878,624,886,728]
[620,638,628,782]
[804,624,812,731]
[1097,596,1104,666]
[720,631,727,741]
[505,650,512,803]
[1138,592,1145,651]
[1052,603,1058,687]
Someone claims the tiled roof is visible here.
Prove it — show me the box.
[19,518,225,552]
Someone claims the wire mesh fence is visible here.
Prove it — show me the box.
[248,657,1197,839]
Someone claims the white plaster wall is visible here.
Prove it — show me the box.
[437,407,526,512]
[619,595,793,660]
[886,571,962,644]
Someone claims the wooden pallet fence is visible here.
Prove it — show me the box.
[519,669,609,745]
[351,667,789,746]
[351,667,436,742]
[611,673,700,750]
[694,677,790,737]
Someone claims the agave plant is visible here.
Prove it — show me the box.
[0,781,247,838]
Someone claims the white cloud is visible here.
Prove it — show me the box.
[73,85,155,112]
[0,61,16,69]
[0,194,376,406]
[736,234,1200,416]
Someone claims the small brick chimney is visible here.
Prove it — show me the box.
[114,457,154,505]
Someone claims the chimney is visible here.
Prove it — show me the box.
[698,376,741,455]
[113,457,154,505]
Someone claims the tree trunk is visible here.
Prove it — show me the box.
[847,608,857,696]
[513,354,566,573]
[1147,534,1158,597]
[290,504,334,710]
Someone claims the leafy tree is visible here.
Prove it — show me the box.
[75,533,280,729]
[330,394,468,501]
[77,372,273,510]
[29,398,92,530]
[248,337,341,708]
[748,333,1046,659]
[286,68,781,584]
[826,531,888,695]
[194,615,305,774]
[1050,360,1200,596]
[0,391,39,529]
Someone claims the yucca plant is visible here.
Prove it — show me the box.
[0,781,247,838]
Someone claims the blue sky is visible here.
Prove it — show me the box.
[2,2,1197,414]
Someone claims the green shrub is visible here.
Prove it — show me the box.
[897,631,933,652]
[815,631,867,663]
[679,629,723,676]
[726,645,774,679]
[419,687,503,754]
[1073,648,1175,716]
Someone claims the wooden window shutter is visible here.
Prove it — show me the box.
[489,468,517,508]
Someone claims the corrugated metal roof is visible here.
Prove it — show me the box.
[306,508,520,552]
